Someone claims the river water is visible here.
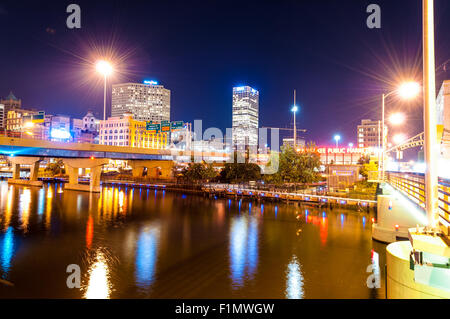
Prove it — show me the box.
[0,182,386,298]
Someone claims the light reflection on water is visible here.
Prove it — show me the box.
[84,251,111,299]
[135,224,160,290]
[285,255,304,299]
[0,182,384,298]
[229,216,259,289]
[0,227,14,279]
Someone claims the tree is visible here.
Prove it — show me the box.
[181,162,218,183]
[360,161,378,180]
[263,144,321,185]
[45,159,65,176]
[220,162,261,183]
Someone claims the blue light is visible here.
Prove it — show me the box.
[143,80,158,85]
[1,227,14,276]
[51,129,71,140]
[135,227,159,288]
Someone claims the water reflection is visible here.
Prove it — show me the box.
[19,188,31,233]
[84,251,111,299]
[0,182,381,299]
[37,188,45,216]
[285,255,304,299]
[86,216,94,249]
[3,186,13,231]
[229,216,259,289]
[0,227,14,278]
[135,225,160,290]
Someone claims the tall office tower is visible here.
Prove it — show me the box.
[111,81,170,122]
[357,119,387,148]
[232,86,259,148]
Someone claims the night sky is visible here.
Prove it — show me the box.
[1,0,450,146]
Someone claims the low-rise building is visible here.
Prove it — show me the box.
[99,113,169,149]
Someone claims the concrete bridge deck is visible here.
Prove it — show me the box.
[0,136,227,160]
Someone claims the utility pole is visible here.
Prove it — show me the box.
[293,90,297,149]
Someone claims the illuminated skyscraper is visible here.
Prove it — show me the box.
[232,86,259,148]
[111,81,170,122]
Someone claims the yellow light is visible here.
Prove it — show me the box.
[24,122,34,128]
[95,60,113,76]
[393,133,407,144]
[398,82,421,100]
[389,112,405,125]
[25,131,33,136]
[84,252,111,299]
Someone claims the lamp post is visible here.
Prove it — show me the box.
[291,90,299,149]
[423,0,439,229]
[95,60,113,122]
[380,82,420,181]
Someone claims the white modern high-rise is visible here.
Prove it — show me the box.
[111,81,170,122]
[232,86,259,148]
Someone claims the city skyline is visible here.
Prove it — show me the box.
[2,0,450,145]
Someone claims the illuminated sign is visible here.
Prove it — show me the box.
[161,122,171,132]
[143,80,158,85]
[170,121,184,130]
[146,122,160,134]
[32,111,45,123]
[51,129,71,140]
[298,147,371,155]
[235,86,245,91]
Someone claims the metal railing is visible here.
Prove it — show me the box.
[387,171,450,235]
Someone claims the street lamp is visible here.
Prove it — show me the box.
[388,112,406,125]
[334,135,341,147]
[292,89,299,148]
[348,143,354,148]
[95,60,113,122]
[380,81,420,181]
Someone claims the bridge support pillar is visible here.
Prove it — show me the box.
[64,158,109,193]
[7,156,43,187]
[129,160,174,179]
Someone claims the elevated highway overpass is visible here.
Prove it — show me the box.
[0,137,230,192]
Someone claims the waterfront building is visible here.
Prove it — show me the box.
[111,81,171,122]
[1,91,21,112]
[437,80,450,159]
[99,113,169,149]
[232,86,259,149]
[6,108,39,132]
[82,110,100,133]
[43,114,72,141]
[0,104,4,129]
[357,119,387,149]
